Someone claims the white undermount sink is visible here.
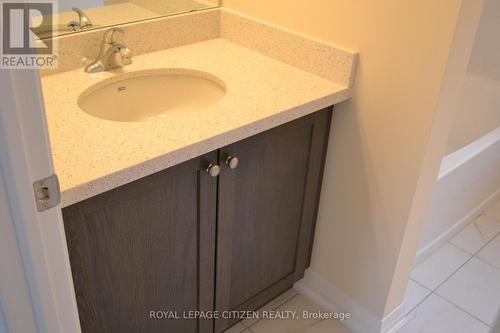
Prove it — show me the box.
[78,69,226,122]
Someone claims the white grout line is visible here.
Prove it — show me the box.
[472,231,500,271]
[434,229,500,291]
[405,236,497,329]
[421,232,500,328]
[433,293,492,328]
[401,289,491,330]
[405,278,433,314]
[474,255,500,271]
[476,230,500,252]
[428,248,473,294]
[446,241,474,256]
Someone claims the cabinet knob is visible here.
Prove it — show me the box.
[225,156,239,169]
[206,164,221,177]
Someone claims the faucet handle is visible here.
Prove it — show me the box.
[103,27,125,44]
[114,45,133,67]
[71,7,93,29]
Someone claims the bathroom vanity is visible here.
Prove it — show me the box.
[62,108,331,333]
[39,6,357,333]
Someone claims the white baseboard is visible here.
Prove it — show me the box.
[380,303,408,333]
[294,269,407,333]
[417,128,500,264]
[416,187,500,264]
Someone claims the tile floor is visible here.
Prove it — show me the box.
[400,198,500,332]
[223,199,500,333]
[223,289,350,333]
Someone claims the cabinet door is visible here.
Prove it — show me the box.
[63,152,217,333]
[215,108,332,332]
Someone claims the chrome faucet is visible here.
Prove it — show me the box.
[68,7,93,31]
[85,27,133,73]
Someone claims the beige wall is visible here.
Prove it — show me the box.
[447,0,500,153]
[223,0,479,320]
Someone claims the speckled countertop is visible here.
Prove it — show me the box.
[41,38,352,207]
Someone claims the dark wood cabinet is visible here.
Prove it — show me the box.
[62,108,332,333]
[63,152,218,333]
[215,109,331,332]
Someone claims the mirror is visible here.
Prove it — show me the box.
[34,0,219,39]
